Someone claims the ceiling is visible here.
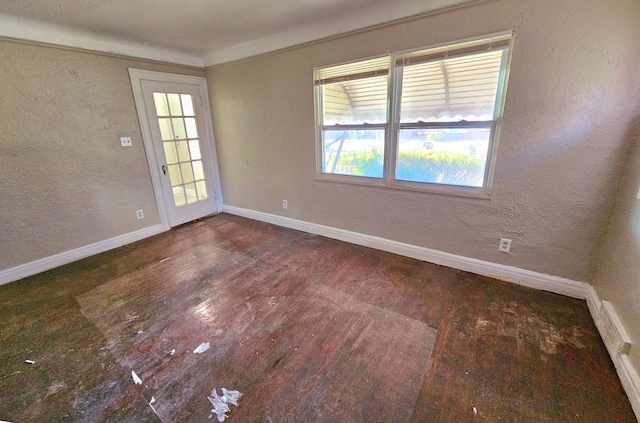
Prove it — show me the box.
[0,0,473,67]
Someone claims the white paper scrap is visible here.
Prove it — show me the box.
[25,360,35,364]
[208,387,242,422]
[221,388,242,406]
[208,389,230,422]
[132,370,142,385]
[193,342,210,354]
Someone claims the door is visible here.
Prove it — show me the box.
[130,70,222,230]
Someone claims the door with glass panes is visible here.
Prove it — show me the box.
[141,80,217,227]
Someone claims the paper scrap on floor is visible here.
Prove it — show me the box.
[208,388,242,422]
[132,370,142,385]
[194,342,210,354]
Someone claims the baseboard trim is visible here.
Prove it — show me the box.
[588,290,639,420]
[0,224,164,286]
[223,205,640,420]
[223,205,590,299]
[619,354,640,419]
[585,285,603,328]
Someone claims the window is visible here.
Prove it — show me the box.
[314,33,512,196]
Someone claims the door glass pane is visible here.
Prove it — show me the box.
[172,118,186,140]
[192,160,204,180]
[168,164,183,186]
[322,129,384,178]
[181,94,194,116]
[158,118,173,141]
[163,142,178,164]
[188,140,201,160]
[176,141,190,162]
[185,118,198,138]
[184,183,197,204]
[396,127,488,187]
[196,180,208,200]
[173,186,186,207]
[167,93,182,116]
[153,93,169,116]
[181,162,195,183]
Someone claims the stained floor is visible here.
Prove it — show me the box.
[0,213,635,422]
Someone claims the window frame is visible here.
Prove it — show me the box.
[314,31,513,198]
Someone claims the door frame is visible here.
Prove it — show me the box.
[129,69,223,231]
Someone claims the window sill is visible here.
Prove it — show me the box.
[314,173,492,200]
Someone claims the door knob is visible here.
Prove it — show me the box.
[162,165,167,175]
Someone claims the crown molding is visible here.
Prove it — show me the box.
[203,0,493,67]
[1,0,492,68]
[0,13,203,67]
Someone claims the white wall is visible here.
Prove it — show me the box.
[206,0,640,282]
[0,40,204,271]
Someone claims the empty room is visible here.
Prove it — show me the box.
[1,0,639,421]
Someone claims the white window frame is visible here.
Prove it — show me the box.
[314,31,513,198]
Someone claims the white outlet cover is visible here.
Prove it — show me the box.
[498,238,512,253]
[121,137,132,147]
[136,209,144,219]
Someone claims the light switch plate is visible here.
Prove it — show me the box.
[120,137,132,147]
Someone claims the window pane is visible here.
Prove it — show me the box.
[396,128,488,187]
[167,93,182,116]
[188,140,201,160]
[192,160,205,180]
[158,118,173,141]
[185,183,197,204]
[322,75,388,125]
[176,141,190,162]
[181,162,195,184]
[185,118,198,138]
[399,50,503,122]
[172,118,186,140]
[163,142,178,164]
[153,93,169,116]
[196,180,208,200]
[168,164,182,187]
[173,186,186,207]
[181,94,194,116]
[323,130,384,178]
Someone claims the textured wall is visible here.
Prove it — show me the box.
[0,40,204,270]
[592,122,640,371]
[206,0,640,282]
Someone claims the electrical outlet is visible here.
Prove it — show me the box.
[136,209,144,219]
[282,200,288,210]
[498,238,512,253]
[120,137,132,147]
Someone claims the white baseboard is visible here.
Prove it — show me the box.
[601,300,632,356]
[223,205,640,421]
[588,289,639,420]
[585,285,603,329]
[223,205,590,299]
[0,224,164,286]
[619,354,640,419]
